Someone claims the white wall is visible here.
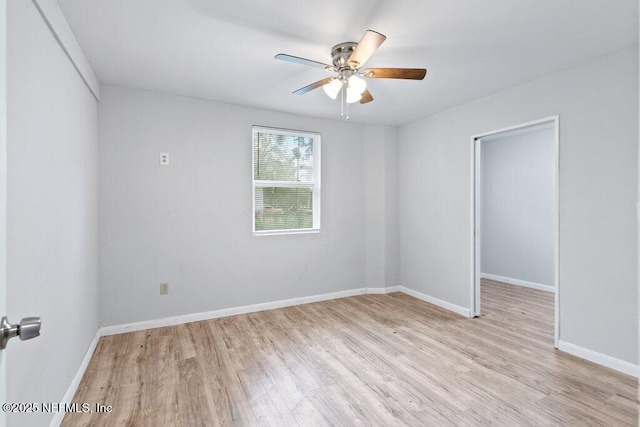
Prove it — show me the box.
[363,125,399,288]
[98,85,390,326]
[7,1,99,426]
[480,125,555,287]
[399,47,638,364]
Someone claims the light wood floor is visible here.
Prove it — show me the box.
[63,280,638,426]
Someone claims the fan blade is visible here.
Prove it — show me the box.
[293,77,335,95]
[348,30,386,69]
[275,54,335,71]
[362,68,427,80]
[359,89,374,104]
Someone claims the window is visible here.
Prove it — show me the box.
[252,126,321,235]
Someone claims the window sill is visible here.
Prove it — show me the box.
[253,228,320,237]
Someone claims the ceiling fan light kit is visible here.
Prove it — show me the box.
[322,78,342,99]
[276,30,427,120]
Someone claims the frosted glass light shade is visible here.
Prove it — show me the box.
[346,75,366,103]
[322,78,343,99]
[348,75,366,94]
[345,86,362,103]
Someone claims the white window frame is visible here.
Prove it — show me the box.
[252,126,321,236]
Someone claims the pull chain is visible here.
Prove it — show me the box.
[338,81,351,121]
[346,98,350,121]
[345,79,350,121]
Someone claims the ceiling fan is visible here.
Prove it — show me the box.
[275,30,427,119]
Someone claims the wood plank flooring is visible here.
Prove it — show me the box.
[63,280,638,426]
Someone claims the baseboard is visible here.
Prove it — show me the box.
[101,286,417,336]
[558,340,639,378]
[102,286,470,336]
[366,285,401,294]
[397,286,472,318]
[102,287,405,336]
[49,329,101,427]
[481,273,555,293]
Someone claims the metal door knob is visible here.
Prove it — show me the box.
[0,316,41,350]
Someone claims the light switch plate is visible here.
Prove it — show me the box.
[160,152,169,165]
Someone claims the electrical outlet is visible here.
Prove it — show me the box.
[160,152,169,165]
[160,283,169,295]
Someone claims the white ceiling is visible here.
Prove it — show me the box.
[57,0,638,126]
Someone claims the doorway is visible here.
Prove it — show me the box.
[471,116,559,347]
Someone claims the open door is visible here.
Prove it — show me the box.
[1,6,43,423]
[0,3,7,424]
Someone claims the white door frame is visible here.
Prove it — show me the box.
[470,115,560,348]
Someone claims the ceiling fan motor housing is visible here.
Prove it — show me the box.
[331,42,358,75]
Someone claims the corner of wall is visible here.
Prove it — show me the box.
[383,126,399,288]
[362,125,400,289]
